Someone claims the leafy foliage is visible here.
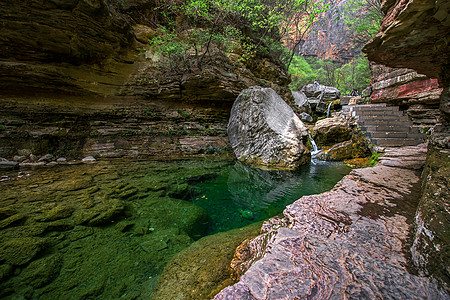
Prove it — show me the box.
[144,0,329,73]
[343,0,383,44]
[289,54,371,95]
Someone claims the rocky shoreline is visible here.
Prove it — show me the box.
[214,144,448,299]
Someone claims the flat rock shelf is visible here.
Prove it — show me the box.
[215,144,449,299]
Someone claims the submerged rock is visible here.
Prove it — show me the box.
[215,144,447,299]
[0,158,18,169]
[152,222,261,300]
[228,86,310,169]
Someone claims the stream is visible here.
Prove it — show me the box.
[0,158,350,299]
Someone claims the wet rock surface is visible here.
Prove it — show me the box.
[228,86,310,169]
[152,223,262,300]
[215,144,448,299]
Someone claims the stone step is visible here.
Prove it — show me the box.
[366,131,425,139]
[352,107,399,113]
[357,120,412,127]
[370,138,423,147]
[357,115,409,121]
[342,104,386,111]
[360,125,416,132]
[353,110,403,117]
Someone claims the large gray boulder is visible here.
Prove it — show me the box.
[301,84,340,112]
[228,86,310,169]
[302,84,340,101]
[292,91,311,114]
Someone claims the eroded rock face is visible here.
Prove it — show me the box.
[228,86,310,169]
[299,0,361,62]
[363,0,449,82]
[215,144,448,299]
[0,0,136,95]
[370,63,442,126]
[364,0,450,291]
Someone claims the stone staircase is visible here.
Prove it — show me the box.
[343,103,426,147]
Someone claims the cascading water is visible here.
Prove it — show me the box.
[308,132,321,160]
[326,102,332,118]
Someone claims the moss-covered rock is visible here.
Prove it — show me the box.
[152,222,262,300]
[21,254,63,288]
[0,237,48,266]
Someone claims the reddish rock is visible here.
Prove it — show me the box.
[214,144,447,299]
[370,64,442,125]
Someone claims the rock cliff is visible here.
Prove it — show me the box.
[364,0,450,292]
[299,0,361,62]
[370,63,442,126]
[0,0,292,159]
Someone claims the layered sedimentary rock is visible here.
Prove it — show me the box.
[215,144,448,299]
[364,0,450,292]
[0,0,293,160]
[370,63,442,126]
[227,86,310,169]
[0,97,232,160]
[0,0,136,95]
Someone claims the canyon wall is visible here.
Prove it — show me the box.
[0,0,291,159]
[364,0,449,291]
[299,0,361,62]
[370,63,442,126]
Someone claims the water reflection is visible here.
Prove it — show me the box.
[188,160,351,234]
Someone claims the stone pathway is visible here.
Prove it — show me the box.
[214,144,448,299]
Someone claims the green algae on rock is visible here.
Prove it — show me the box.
[152,222,262,300]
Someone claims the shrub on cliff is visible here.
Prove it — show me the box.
[141,0,329,75]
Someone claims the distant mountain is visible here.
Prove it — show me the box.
[299,0,362,62]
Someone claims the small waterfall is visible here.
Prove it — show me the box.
[308,132,321,160]
[326,102,332,118]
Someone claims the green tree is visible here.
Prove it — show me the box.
[343,0,384,44]
[146,0,329,73]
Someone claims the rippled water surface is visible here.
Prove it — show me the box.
[0,158,350,299]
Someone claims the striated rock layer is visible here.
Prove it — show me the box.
[215,144,448,299]
[370,63,442,126]
[364,0,449,291]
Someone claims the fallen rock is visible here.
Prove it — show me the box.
[38,154,54,162]
[0,158,18,169]
[215,144,446,299]
[302,84,340,101]
[292,91,311,114]
[312,117,352,146]
[81,156,96,163]
[228,86,310,169]
[300,112,313,123]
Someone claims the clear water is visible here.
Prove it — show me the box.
[0,158,350,299]
[188,160,351,234]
